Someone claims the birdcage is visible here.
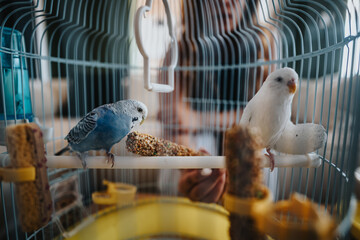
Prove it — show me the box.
[0,0,359,239]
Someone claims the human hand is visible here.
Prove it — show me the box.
[178,168,226,203]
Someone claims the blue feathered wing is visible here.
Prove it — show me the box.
[65,111,98,144]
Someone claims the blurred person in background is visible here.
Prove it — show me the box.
[158,0,276,203]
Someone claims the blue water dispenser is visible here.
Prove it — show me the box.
[0,27,33,144]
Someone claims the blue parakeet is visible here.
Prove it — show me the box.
[55,99,148,168]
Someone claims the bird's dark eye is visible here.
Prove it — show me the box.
[137,108,143,113]
[276,77,283,82]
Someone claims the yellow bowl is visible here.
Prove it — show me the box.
[351,201,360,239]
[68,197,230,240]
[92,181,137,207]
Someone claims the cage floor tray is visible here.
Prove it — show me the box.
[67,197,230,240]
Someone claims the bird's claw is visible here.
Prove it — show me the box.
[265,149,275,172]
[106,152,115,168]
[81,160,87,169]
[77,153,87,169]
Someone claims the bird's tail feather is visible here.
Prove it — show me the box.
[55,146,70,156]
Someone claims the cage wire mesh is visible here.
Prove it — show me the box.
[0,0,359,239]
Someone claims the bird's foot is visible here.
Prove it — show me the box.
[106,152,115,168]
[81,160,87,169]
[77,153,87,169]
[265,148,275,172]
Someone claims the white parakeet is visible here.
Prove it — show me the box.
[240,67,327,170]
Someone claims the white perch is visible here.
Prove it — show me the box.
[0,153,322,169]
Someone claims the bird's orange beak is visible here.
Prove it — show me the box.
[287,79,297,94]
